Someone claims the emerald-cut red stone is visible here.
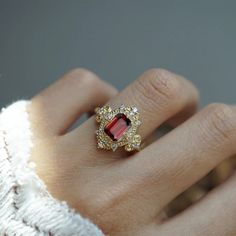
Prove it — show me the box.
[104,113,131,141]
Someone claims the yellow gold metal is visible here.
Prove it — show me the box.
[95,104,142,152]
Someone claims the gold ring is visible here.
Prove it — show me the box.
[95,104,142,152]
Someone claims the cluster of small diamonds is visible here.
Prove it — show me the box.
[95,104,142,152]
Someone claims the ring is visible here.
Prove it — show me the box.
[95,104,142,152]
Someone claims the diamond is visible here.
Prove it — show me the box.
[104,113,113,120]
[95,107,101,114]
[125,144,133,152]
[98,142,104,148]
[134,120,141,126]
[133,134,141,144]
[111,143,118,151]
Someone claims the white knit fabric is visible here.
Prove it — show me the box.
[0,101,104,236]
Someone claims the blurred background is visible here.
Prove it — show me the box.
[1,0,236,108]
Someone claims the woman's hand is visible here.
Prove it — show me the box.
[28,68,236,236]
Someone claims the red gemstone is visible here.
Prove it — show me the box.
[104,113,131,141]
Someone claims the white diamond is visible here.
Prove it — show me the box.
[95,107,101,113]
[119,104,125,112]
[111,143,118,151]
[127,131,133,137]
[104,113,113,120]
[98,142,104,148]
[134,120,141,126]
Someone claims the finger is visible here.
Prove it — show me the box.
[107,68,199,139]
[127,103,236,213]
[69,68,199,153]
[30,68,117,136]
[158,172,236,236]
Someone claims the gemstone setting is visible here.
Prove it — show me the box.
[95,105,142,152]
[104,113,131,141]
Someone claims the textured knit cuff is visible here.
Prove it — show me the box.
[0,101,104,236]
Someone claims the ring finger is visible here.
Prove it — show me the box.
[68,68,199,159]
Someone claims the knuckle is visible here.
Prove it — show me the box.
[137,68,181,104]
[204,103,236,140]
[64,68,100,86]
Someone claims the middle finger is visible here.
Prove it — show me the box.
[126,103,236,214]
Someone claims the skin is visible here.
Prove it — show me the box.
[27,68,236,236]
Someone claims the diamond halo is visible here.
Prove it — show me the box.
[95,105,142,152]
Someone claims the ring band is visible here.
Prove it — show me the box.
[95,104,142,152]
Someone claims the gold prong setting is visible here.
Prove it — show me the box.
[95,105,142,152]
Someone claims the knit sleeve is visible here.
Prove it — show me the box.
[0,101,104,236]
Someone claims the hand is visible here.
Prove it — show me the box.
[29,68,236,236]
